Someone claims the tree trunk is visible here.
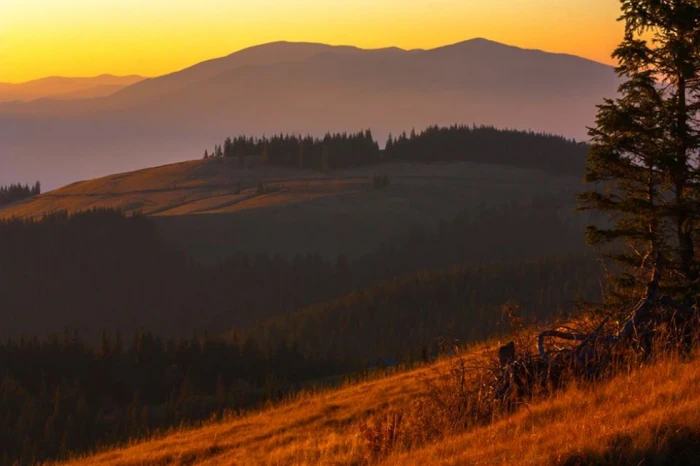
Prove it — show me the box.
[675,76,696,286]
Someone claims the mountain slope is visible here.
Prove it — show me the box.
[119,38,614,132]
[0,42,365,117]
[0,39,615,120]
[0,74,144,102]
[48,84,132,100]
[101,41,365,110]
[0,39,617,189]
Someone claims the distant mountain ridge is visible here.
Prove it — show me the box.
[0,74,145,102]
[0,38,618,189]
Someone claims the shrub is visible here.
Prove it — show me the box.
[358,346,503,460]
[358,303,700,461]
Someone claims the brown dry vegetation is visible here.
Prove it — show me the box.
[58,335,700,466]
[385,352,700,466]
[57,351,482,466]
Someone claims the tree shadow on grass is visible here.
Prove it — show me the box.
[561,426,700,466]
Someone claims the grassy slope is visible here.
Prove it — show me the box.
[59,344,491,466]
[0,158,583,262]
[61,343,700,466]
[387,354,700,465]
[0,158,576,219]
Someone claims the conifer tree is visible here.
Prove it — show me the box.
[385,134,394,157]
[261,141,269,165]
[321,145,330,172]
[223,137,233,158]
[298,142,305,169]
[579,0,700,301]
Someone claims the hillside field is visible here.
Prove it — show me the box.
[0,158,584,262]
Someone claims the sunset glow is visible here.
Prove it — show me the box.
[1,0,624,83]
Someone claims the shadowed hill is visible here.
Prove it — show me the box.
[0,199,594,340]
[0,159,588,263]
[0,204,600,465]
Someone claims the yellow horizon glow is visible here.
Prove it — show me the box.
[0,0,624,83]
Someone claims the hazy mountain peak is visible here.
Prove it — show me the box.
[223,40,339,57]
[428,37,610,68]
[457,37,505,45]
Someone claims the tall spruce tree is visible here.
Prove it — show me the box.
[579,0,700,302]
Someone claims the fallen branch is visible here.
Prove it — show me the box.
[493,251,699,404]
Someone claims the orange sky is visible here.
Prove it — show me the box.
[0,0,624,83]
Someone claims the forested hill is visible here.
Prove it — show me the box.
[387,125,587,177]
[0,202,589,341]
[207,125,588,177]
[244,256,602,363]
[0,181,40,206]
[0,209,601,465]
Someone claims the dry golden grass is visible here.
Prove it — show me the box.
[0,158,574,220]
[384,351,700,465]
[60,338,700,466]
[59,353,481,466]
[0,159,339,218]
